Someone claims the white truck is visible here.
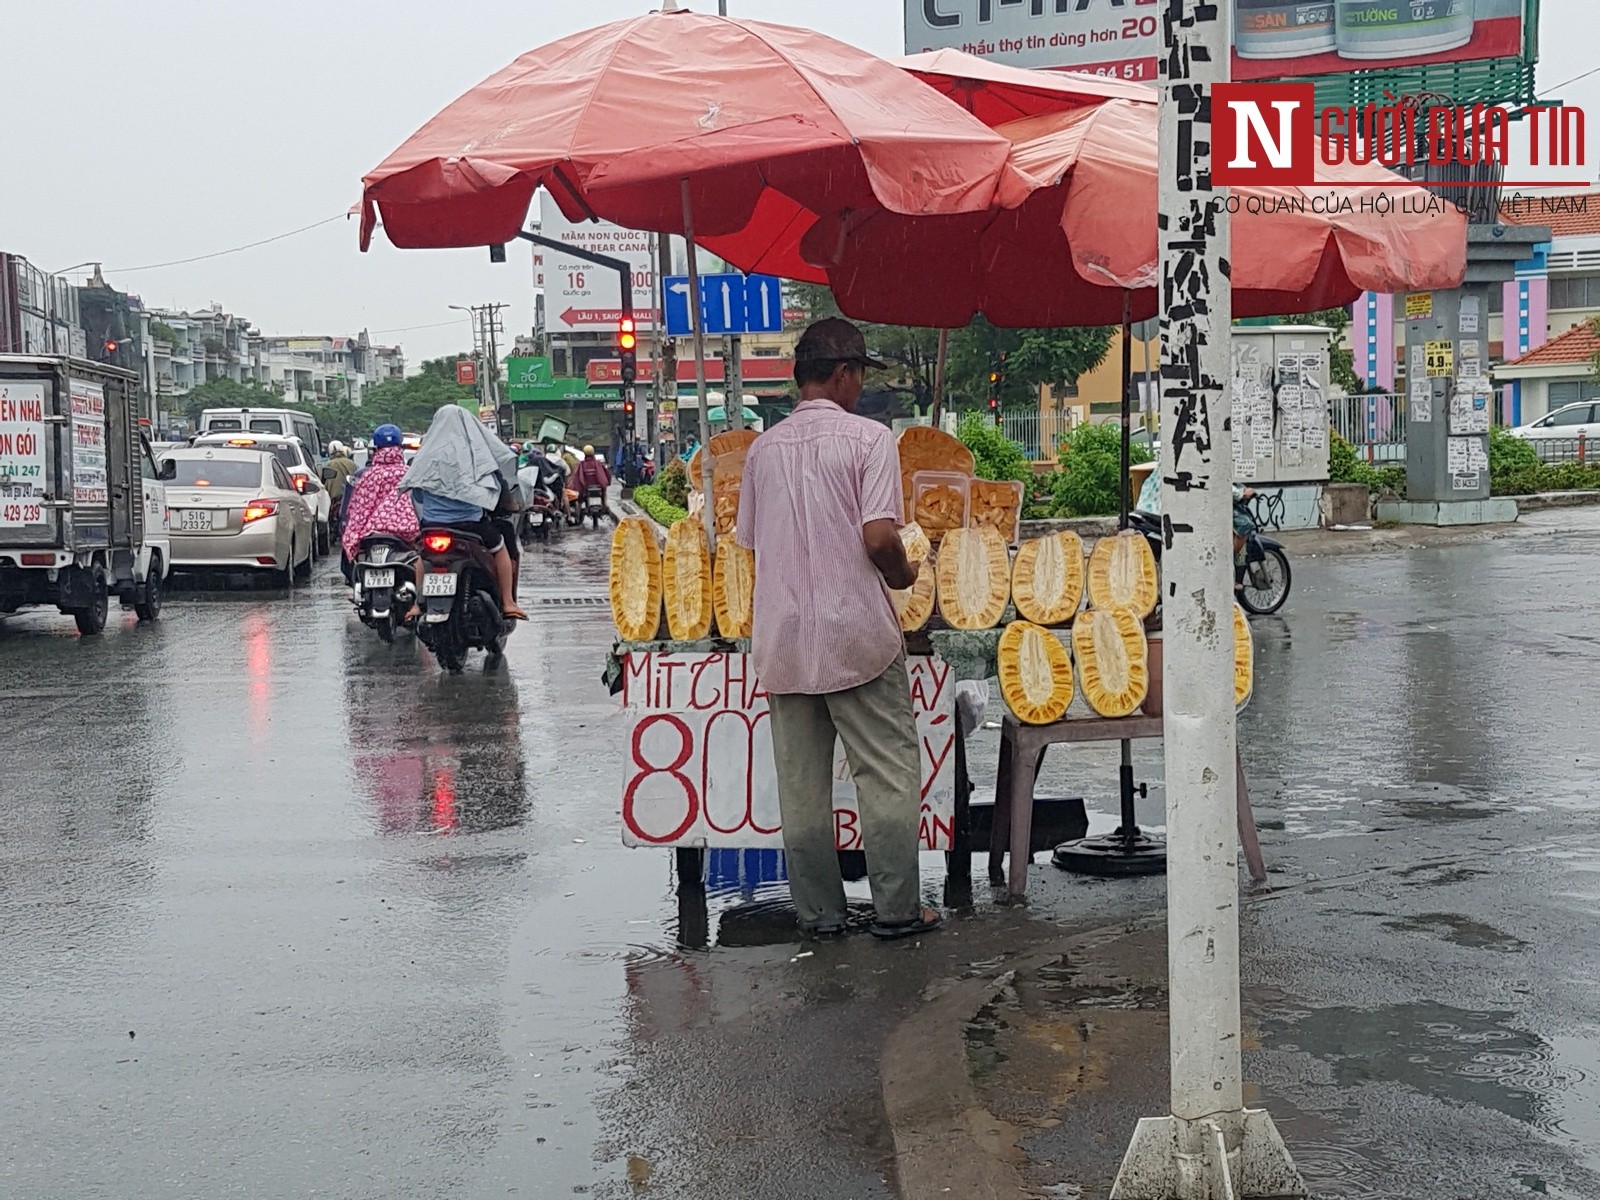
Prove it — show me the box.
[0,355,169,633]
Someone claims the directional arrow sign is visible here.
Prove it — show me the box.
[699,274,743,335]
[742,275,783,333]
[663,272,786,336]
[663,280,696,337]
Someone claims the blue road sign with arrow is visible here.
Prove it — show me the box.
[662,273,783,337]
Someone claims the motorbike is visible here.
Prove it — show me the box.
[519,484,562,548]
[583,484,606,529]
[352,533,418,643]
[1127,497,1291,616]
[413,527,514,672]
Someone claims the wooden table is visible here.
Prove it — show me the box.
[989,712,1267,898]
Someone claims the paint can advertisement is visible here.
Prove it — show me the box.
[904,0,1527,83]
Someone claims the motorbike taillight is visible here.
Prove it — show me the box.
[422,532,454,553]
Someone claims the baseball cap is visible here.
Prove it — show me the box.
[794,317,887,370]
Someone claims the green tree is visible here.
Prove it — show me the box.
[784,283,1112,410]
[1047,422,1152,517]
[355,354,479,434]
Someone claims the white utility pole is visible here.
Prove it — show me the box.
[1110,3,1305,1199]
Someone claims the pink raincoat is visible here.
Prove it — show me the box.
[341,446,419,559]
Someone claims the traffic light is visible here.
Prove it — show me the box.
[987,368,1001,423]
[623,397,635,416]
[617,314,638,388]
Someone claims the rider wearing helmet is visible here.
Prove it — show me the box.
[571,444,617,524]
[340,424,419,583]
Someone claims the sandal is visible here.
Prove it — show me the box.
[800,914,849,938]
[869,907,943,941]
[501,605,528,621]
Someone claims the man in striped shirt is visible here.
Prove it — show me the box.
[735,318,942,941]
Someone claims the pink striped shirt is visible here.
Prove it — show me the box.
[734,399,904,695]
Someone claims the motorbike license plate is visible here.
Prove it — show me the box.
[363,569,395,588]
[530,512,545,526]
[422,572,458,597]
[587,498,602,510]
[178,509,215,531]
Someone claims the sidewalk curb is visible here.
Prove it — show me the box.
[1507,489,1600,511]
[882,916,1162,1200]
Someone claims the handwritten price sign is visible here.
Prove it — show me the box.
[619,652,956,851]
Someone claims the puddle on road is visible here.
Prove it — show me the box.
[1381,911,1527,952]
[1258,1000,1586,1138]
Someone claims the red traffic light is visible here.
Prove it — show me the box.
[104,339,118,353]
[623,399,636,415]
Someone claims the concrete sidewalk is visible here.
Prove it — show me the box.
[885,508,1600,1200]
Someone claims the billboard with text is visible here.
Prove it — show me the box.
[903,1,1528,85]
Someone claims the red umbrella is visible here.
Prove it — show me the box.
[359,9,1032,528]
[717,99,1466,328]
[896,48,1155,123]
[699,49,1155,284]
[358,10,1027,250]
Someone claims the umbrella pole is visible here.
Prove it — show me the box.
[930,327,950,428]
[682,179,716,542]
[1120,290,1133,531]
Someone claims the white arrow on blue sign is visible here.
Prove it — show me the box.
[662,273,784,337]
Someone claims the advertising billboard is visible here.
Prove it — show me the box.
[535,193,658,334]
[902,1,1528,84]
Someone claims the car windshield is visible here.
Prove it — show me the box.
[170,459,261,488]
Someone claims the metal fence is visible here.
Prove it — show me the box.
[1525,437,1597,465]
[1331,393,1406,463]
[999,409,1079,461]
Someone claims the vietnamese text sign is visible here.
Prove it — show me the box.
[0,380,48,527]
[69,379,107,507]
[905,0,1527,84]
[536,193,657,333]
[619,652,956,851]
[1405,293,1434,320]
[1424,341,1454,378]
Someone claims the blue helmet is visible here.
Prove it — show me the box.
[372,424,403,448]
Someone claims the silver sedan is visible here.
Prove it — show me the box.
[160,447,315,584]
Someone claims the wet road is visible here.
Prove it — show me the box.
[3,510,1599,1198]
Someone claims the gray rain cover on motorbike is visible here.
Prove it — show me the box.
[399,405,516,511]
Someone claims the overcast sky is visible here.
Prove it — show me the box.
[1,0,1595,369]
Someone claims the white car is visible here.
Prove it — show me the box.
[161,447,315,584]
[191,433,332,556]
[1510,401,1600,441]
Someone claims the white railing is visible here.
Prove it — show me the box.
[1330,393,1406,463]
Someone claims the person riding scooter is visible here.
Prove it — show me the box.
[400,406,527,622]
[571,445,617,523]
[340,424,419,584]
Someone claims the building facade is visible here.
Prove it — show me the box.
[1348,192,1600,426]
